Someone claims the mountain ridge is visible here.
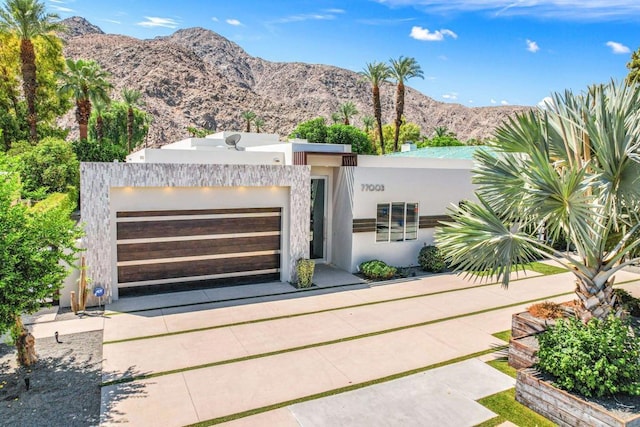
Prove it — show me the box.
[59,17,530,146]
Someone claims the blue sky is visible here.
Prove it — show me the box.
[46,0,640,107]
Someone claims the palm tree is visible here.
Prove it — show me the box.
[0,0,62,141]
[122,88,143,152]
[362,115,374,133]
[58,58,112,141]
[92,96,108,143]
[436,81,640,322]
[330,112,341,124]
[389,56,423,152]
[360,61,390,154]
[241,110,256,132]
[433,126,449,137]
[338,101,359,125]
[254,117,265,133]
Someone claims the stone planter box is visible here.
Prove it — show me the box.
[508,335,539,369]
[516,369,640,427]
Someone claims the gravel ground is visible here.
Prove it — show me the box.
[0,330,102,427]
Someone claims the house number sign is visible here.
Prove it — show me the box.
[361,184,385,192]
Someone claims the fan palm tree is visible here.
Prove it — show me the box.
[254,117,265,133]
[58,58,112,141]
[92,96,108,143]
[433,126,449,137]
[122,88,143,152]
[0,0,62,141]
[389,56,423,152]
[362,115,374,133]
[330,112,341,124]
[436,81,640,322]
[338,101,359,125]
[360,61,390,154]
[241,110,256,132]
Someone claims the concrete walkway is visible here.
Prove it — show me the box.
[98,269,640,426]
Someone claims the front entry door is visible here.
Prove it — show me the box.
[310,177,327,260]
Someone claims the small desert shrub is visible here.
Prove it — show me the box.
[537,316,640,397]
[527,301,564,319]
[359,260,397,280]
[296,258,315,288]
[418,245,447,272]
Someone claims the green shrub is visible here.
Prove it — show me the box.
[537,316,640,397]
[296,258,315,288]
[418,245,447,272]
[326,124,374,154]
[358,260,397,280]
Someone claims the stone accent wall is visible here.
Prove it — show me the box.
[80,162,310,301]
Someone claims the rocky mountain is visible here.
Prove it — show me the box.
[60,17,529,146]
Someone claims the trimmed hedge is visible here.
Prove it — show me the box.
[359,260,397,280]
[418,245,447,272]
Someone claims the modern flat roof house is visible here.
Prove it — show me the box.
[80,132,476,302]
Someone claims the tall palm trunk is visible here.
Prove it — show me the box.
[393,81,405,152]
[14,316,37,367]
[373,85,384,154]
[20,39,38,142]
[76,98,91,141]
[245,120,251,133]
[127,107,134,152]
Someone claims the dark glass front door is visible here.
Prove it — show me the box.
[310,178,325,260]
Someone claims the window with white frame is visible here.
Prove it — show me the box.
[376,202,418,242]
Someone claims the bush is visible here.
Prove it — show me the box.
[537,316,640,397]
[358,260,397,280]
[326,124,374,154]
[296,258,315,288]
[614,288,640,317]
[289,117,327,143]
[72,139,127,163]
[418,245,447,272]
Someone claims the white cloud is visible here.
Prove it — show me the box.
[606,41,630,54]
[323,8,346,14]
[537,96,554,109]
[137,17,179,28]
[226,19,242,26]
[526,39,540,53]
[271,13,339,24]
[376,1,640,21]
[102,19,121,24]
[468,100,474,104]
[442,92,458,100]
[438,55,448,61]
[211,17,219,22]
[501,100,509,105]
[51,5,74,13]
[490,99,497,104]
[410,26,457,41]
[358,17,415,25]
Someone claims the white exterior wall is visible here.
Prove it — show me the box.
[358,155,473,170]
[349,166,475,272]
[331,167,355,271]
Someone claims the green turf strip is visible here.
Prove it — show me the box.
[491,330,512,343]
[477,389,555,427]
[183,347,506,427]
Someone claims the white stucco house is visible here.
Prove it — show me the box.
[78,131,476,302]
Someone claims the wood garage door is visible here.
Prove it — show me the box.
[116,207,281,291]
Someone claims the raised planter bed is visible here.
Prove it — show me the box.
[508,335,539,369]
[511,311,559,339]
[516,369,640,427]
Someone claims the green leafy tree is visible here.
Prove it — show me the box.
[122,88,143,152]
[436,81,640,321]
[0,0,62,141]
[89,101,149,150]
[389,56,423,152]
[381,121,421,153]
[0,172,82,366]
[627,47,640,84]
[58,58,112,141]
[17,136,79,199]
[338,101,358,125]
[360,61,390,154]
[253,117,265,133]
[289,117,328,143]
[326,124,374,154]
[241,110,256,133]
[330,112,341,124]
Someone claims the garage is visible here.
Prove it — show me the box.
[115,207,282,292]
